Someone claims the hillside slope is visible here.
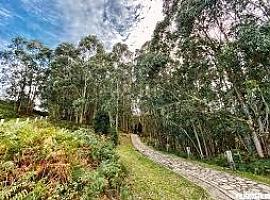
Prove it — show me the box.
[0,121,125,200]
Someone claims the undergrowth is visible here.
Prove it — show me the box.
[0,100,17,119]
[0,121,126,200]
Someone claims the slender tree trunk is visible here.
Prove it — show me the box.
[116,78,119,133]
[234,86,264,158]
[198,121,209,158]
[108,112,114,128]
[16,80,27,114]
[192,122,204,159]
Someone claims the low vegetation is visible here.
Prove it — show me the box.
[0,100,17,119]
[0,121,126,200]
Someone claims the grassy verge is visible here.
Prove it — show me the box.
[117,134,211,200]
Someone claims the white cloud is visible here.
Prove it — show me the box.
[0,39,9,49]
[55,0,105,42]
[55,0,164,51]
[0,7,12,19]
[3,0,164,51]
[21,0,60,25]
[125,0,164,50]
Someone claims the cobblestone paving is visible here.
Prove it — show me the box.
[131,134,270,200]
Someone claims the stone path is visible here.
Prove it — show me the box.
[131,134,270,200]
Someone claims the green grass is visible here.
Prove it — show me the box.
[118,135,211,200]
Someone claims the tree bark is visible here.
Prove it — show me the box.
[192,122,204,159]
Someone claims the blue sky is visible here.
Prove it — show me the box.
[0,0,163,50]
[0,0,64,47]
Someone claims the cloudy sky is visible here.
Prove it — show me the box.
[0,0,164,51]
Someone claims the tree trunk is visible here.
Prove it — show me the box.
[116,79,119,133]
[198,121,209,158]
[248,119,264,158]
[192,122,204,159]
[234,86,264,158]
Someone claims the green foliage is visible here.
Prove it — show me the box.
[204,155,230,168]
[198,151,270,177]
[0,100,17,119]
[41,35,133,129]
[93,111,110,134]
[237,160,270,176]
[0,121,126,200]
[136,52,168,81]
[135,0,270,163]
[0,37,50,115]
[109,127,119,146]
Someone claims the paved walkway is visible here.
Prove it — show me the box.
[131,134,270,200]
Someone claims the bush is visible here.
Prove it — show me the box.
[110,127,119,146]
[204,155,228,167]
[0,100,17,119]
[93,111,110,134]
[236,160,270,176]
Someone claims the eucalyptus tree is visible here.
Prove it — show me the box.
[24,40,52,113]
[0,37,27,113]
[45,36,122,126]
[133,0,270,159]
[76,35,104,123]
[111,43,133,132]
[47,42,80,119]
[0,37,51,114]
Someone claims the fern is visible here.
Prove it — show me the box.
[0,182,32,200]
[0,121,126,200]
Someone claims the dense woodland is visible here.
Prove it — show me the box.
[1,0,270,172]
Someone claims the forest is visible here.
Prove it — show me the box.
[1,0,270,195]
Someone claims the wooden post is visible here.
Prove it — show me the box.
[35,117,38,122]
[225,150,236,170]
[16,118,20,124]
[40,116,43,120]
[166,135,169,152]
[26,118,30,123]
[0,119,4,126]
[45,116,48,120]
[186,147,191,158]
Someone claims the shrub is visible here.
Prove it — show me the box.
[93,111,110,135]
[110,127,119,146]
[236,160,270,176]
[0,100,17,119]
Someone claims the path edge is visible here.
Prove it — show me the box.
[131,134,234,200]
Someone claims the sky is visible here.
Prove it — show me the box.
[0,0,164,51]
